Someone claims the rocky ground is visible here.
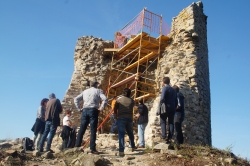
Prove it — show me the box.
[0,134,249,166]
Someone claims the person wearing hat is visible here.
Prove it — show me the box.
[39,93,63,153]
[74,81,108,154]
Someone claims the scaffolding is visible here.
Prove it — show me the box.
[105,8,171,103]
[82,8,171,149]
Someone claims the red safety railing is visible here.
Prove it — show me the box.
[114,8,170,48]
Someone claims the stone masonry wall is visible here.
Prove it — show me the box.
[61,36,113,126]
[62,1,211,146]
[145,1,211,146]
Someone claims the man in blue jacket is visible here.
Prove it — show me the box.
[159,77,177,144]
[173,85,185,144]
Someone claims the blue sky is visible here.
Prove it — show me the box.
[0,0,249,159]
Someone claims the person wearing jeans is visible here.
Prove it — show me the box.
[74,81,107,154]
[109,114,117,134]
[39,93,62,152]
[75,108,99,151]
[136,99,148,148]
[110,96,118,134]
[39,121,57,152]
[160,110,175,142]
[114,88,136,156]
[117,118,135,152]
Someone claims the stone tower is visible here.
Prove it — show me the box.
[61,1,211,146]
[145,1,211,146]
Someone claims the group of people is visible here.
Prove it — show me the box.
[158,77,185,145]
[31,76,184,156]
[31,93,63,152]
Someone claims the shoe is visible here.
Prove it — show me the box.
[90,150,99,155]
[38,149,43,152]
[138,145,145,148]
[118,152,124,157]
[46,149,55,153]
[166,140,171,144]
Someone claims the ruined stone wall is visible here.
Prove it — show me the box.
[61,36,113,126]
[145,1,211,146]
[62,1,211,146]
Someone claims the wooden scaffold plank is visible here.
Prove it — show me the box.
[124,52,157,71]
[110,73,143,88]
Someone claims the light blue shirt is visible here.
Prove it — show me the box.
[74,87,108,111]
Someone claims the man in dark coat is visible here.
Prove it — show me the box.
[159,77,177,144]
[39,93,62,152]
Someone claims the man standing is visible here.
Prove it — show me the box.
[173,85,185,144]
[39,93,62,152]
[159,77,177,144]
[74,81,107,154]
[135,99,148,148]
[114,88,136,156]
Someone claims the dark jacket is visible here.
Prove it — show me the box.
[137,103,148,124]
[176,92,185,119]
[160,85,177,112]
[61,125,72,140]
[114,96,134,119]
[31,118,45,135]
[45,98,62,126]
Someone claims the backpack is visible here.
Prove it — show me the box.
[156,102,167,115]
[22,137,34,151]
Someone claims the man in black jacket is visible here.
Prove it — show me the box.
[159,77,177,144]
[173,85,185,144]
[135,99,148,148]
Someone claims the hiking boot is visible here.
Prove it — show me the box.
[38,149,44,153]
[137,145,145,148]
[118,152,125,157]
[90,150,99,155]
[166,139,171,144]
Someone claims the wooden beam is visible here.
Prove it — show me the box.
[137,81,156,87]
[124,52,157,71]
[134,93,156,101]
[110,73,142,88]
[157,35,170,41]
[104,48,119,52]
